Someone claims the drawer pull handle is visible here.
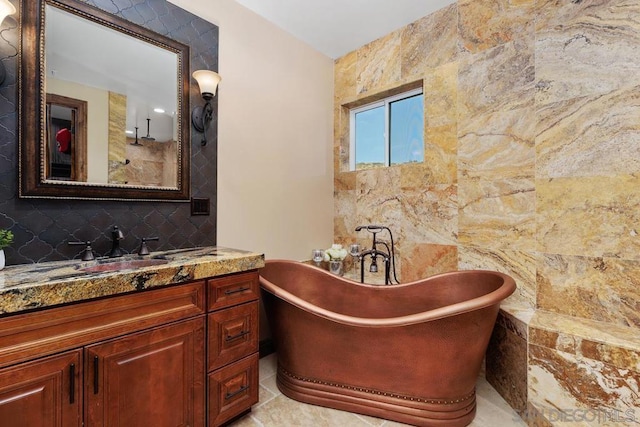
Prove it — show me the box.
[224,286,250,295]
[93,356,99,394]
[226,330,250,341]
[69,363,75,404]
[225,385,249,400]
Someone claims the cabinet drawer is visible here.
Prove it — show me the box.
[208,301,258,371]
[208,353,258,427]
[207,271,259,311]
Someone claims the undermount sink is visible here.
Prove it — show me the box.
[78,258,169,273]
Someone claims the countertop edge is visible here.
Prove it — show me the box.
[0,247,265,316]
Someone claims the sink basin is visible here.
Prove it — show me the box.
[78,258,169,273]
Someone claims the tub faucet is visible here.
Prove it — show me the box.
[355,225,391,284]
[355,225,400,285]
[109,226,125,258]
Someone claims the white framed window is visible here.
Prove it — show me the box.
[349,88,424,171]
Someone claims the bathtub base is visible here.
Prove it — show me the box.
[277,366,477,427]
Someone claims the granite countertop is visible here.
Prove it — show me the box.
[0,246,265,316]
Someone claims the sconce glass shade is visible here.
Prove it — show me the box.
[192,70,221,100]
[0,0,16,25]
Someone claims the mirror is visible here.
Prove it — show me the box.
[19,0,191,200]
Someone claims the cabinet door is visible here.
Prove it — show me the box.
[85,317,205,427]
[0,350,82,427]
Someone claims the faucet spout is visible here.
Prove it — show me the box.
[109,226,125,258]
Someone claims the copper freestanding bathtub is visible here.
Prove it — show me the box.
[259,260,516,427]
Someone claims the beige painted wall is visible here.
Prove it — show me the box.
[168,0,334,261]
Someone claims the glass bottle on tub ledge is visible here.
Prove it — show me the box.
[329,259,343,276]
[324,244,348,276]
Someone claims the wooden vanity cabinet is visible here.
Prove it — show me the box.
[207,271,260,426]
[0,280,206,427]
[0,269,261,427]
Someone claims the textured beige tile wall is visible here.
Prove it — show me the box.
[333,0,640,423]
[107,92,127,184]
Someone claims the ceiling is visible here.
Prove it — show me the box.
[233,0,457,59]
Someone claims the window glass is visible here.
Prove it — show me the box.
[390,94,423,165]
[354,106,385,170]
[349,88,423,171]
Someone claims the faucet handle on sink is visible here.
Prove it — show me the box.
[138,237,159,256]
[68,241,95,261]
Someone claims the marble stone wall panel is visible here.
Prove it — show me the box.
[355,167,401,200]
[424,62,458,128]
[537,253,640,327]
[334,170,356,193]
[423,124,458,184]
[333,189,357,243]
[580,341,640,375]
[458,178,536,251]
[496,309,531,341]
[459,245,535,309]
[354,168,405,239]
[334,140,348,176]
[535,0,640,107]
[334,51,357,102]
[486,322,528,414]
[107,128,128,182]
[422,63,458,185]
[529,325,640,375]
[458,0,535,54]
[356,31,402,95]
[529,343,640,422]
[400,4,458,78]
[124,139,173,187]
[333,105,351,174]
[536,87,640,179]
[393,185,458,247]
[400,243,457,282]
[458,38,534,119]
[108,92,127,163]
[536,176,640,259]
[459,105,536,181]
[530,311,640,371]
[399,138,456,188]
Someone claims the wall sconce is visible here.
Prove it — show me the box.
[191,70,221,146]
[0,0,16,86]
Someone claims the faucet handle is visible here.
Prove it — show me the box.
[138,237,159,256]
[68,241,95,261]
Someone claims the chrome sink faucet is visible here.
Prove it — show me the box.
[109,226,125,258]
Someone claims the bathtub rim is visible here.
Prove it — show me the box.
[259,259,516,328]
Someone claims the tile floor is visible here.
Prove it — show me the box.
[229,353,527,427]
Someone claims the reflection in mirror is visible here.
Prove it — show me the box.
[45,3,178,187]
[46,93,87,181]
[19,0,191,200]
